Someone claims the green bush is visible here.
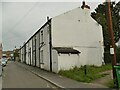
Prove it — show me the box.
[104,51,112,64]
[106,79,115,88]
[104,46,120,64]
[116,47,120,63]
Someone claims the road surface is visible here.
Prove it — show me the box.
[2,61,58,88]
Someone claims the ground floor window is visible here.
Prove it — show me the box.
[40,50,43,64]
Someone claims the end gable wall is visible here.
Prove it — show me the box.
[51,7,103,47]
[51,7,104,66]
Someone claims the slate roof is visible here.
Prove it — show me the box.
[53,47,80,54]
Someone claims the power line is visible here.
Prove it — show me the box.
[5,2,39,34]
[2,1,39,43]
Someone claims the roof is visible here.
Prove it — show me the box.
[20,19,51,49]
[2,51,14,54]
[53,47,80,54]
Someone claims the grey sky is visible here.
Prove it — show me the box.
[0,2,2,44]
[1,1,119,51]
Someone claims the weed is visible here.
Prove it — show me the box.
[59,64,112,83]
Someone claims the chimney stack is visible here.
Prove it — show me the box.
[47,16,49,21]
[81,1,90,9]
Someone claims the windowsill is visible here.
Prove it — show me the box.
[40,63,44,64]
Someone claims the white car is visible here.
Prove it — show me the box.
[0,58,7,67]
[4,59,8,64]
[0,59,3,75]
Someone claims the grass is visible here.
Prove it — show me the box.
[58,64,112,83]
[106,79,115,88]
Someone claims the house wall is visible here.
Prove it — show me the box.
[26,43,29,64]
[21,47,24,63]
[51,7,104,67]
[32,36,36,66]
[24,45,26,63]
[118,39,120,48]
[52,49,58,73]
[20,23,51,71]
[28,41,30,65]
[29,39,32,65]
[39,24,50,71]
[20,7,104,73]
[22,47,24,63]
[58,54,80,71]
[20,48,22,62]
[73,47,103,66]
[36,32,40,67]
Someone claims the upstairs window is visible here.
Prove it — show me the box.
[41,31,43,43]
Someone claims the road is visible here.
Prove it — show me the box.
[2,61,58,88]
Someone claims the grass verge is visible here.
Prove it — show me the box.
[58,64,112,83]
[106,79,115,88]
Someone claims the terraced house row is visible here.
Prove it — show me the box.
[19,3,104,73]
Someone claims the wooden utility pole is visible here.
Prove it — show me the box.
[106,0,117,86]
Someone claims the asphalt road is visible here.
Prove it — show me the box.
[2,61,57,88]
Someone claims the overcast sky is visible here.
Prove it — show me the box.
[0,0,119,51]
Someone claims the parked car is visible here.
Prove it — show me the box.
[0,59,3,75]
[0,58,7,67]
[0,59,3,72]
[4,59,8,64]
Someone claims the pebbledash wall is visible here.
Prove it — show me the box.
[19,6,104,73]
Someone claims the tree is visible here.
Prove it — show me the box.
[91,1,120,63]
[91,2,120,49]
[112,1,120,43]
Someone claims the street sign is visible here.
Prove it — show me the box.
[110,47,114,55]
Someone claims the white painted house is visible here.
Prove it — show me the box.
[19,3,104,73]
[118,39,120,47]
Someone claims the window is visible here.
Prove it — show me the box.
[33,36,36,51]
[47,25,50,34]
[41,31,43,43]
[40,50,43,64]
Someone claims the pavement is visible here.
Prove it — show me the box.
[16,61,108,89]
[91,70,113,86]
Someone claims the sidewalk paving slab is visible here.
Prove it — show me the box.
[16,61,108,88]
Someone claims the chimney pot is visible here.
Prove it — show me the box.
[81,1,90,9]
[47,16,49,21]
[83,1,85,5]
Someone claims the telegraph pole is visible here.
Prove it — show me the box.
[106,0,117,86]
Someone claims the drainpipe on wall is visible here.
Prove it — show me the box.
[47,16,52,72]
[35,36,36,67]
[32,39,33,66]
